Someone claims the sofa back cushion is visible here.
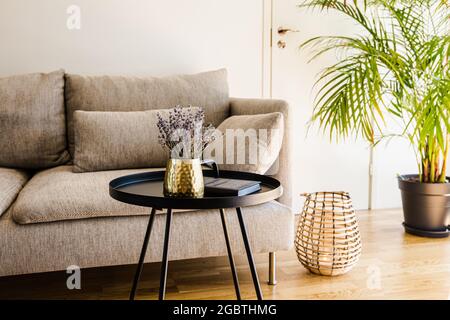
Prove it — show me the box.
[65,69,230,157]
[0,70,70,169]
[73,110,170,172]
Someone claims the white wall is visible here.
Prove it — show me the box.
[271,1,370,212]
[0,0,264,97]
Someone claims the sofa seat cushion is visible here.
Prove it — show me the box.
[65,69,230,157]
[12,166,163,224]
[0,168,30,217]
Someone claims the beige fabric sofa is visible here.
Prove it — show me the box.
[0,69,294,278]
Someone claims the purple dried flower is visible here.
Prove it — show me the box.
[156,105,217,159]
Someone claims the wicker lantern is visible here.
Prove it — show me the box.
[295,192,362,276]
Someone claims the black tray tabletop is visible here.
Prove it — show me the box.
[109,170,282,210]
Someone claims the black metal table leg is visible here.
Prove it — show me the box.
[130,207,157,300]
[219,209,241,300]
[159,208,173,300]
[236,207,263,300]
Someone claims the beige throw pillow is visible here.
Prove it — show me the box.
[0,70,70,169]
[73,110,169,173]
[204,112,284,174]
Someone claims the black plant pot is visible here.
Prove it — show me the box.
[398,175,450,238]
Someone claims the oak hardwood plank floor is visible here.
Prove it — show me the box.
[0,209,449,300]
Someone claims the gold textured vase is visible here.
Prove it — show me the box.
[163,158,204,198]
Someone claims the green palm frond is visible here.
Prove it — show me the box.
[301,0,450,182]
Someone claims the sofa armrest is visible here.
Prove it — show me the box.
[229,98,292,208]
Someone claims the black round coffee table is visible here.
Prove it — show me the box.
[109,170,282,300]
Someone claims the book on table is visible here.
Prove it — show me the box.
[204,177,261,196]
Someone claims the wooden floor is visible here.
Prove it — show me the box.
[1,209,449,300]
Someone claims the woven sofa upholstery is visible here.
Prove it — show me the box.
[0,70,294,277]
[0,202,293,276]
[0,168,29,218]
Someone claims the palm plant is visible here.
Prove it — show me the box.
[301,0,449,183]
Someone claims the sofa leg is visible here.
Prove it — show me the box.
[268,252,277,285]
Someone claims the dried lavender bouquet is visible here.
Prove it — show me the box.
[156,106,216,159]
